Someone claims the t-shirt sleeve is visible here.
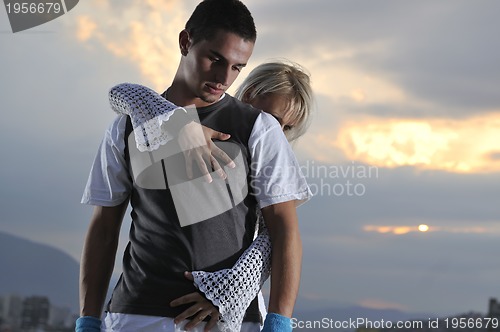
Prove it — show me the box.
[81,115,132,206]
[249,112,312,209]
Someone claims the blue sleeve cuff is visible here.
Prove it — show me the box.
[75,316,101,332]
[262,313,292,332]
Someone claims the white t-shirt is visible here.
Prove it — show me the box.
[82,111,311,331]
[82,112,311,209]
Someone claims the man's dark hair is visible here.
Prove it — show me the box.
[185,0,256,45]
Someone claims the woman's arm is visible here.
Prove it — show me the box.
[108,83,234,182]
[191,214,272,332]
[108,83,188,152]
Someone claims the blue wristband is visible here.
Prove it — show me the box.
[75,316,101,332]
[262,313,292,332]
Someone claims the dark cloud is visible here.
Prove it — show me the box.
[320,98,437,119]
[0,19,145,259]
[299,219,500,314]
[294,163,500,313]
[253,1,500,117]
[298,165,500,236]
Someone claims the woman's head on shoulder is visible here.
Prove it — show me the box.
[235,59,314,142]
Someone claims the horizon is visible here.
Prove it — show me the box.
[1,228,498,320]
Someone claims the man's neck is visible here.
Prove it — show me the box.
[165,82,214,108]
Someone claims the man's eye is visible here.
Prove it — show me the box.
[209,57,219,63]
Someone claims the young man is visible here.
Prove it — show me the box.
[78,1,310,331]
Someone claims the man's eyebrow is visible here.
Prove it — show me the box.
[209,50,247,68]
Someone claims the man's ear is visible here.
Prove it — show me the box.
[179,29,192,56]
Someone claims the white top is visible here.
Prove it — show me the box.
[82,112,312,209]
[82,107,311,332]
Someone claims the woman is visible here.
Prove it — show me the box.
[107,60,313,332]
[235,61,312,143]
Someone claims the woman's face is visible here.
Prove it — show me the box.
[248,93,297,132]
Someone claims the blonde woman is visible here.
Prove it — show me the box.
[235,61,312,143]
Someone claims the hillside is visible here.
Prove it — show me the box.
[0,231,79,312]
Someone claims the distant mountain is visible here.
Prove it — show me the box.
[0,230,457,328]
[0,231,79,312]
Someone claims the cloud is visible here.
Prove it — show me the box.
[75,15,97,41]
[299,229,500,314]
[0,2,150,263]
[71,0,192,90]
[364,225,417,235]
[296,101,500,173]
[360,3,500,113]
[242,2,500,174]
[358,298,409,311]
[333,113,500,173]
[67,0,500,173]
[251,1,500,118]
[297,165,500,238]
[363,223,500,236]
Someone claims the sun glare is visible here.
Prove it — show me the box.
[418,224,429,232]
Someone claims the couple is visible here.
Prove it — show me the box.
[78,1,314,331]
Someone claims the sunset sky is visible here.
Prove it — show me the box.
[1,0,499,318]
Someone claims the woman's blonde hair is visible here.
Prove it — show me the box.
[234,60,314,142]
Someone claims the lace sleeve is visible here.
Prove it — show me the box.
[108,83,186,152]
[191,213,272,332]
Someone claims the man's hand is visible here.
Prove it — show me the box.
[178,122,236,183]
[170,272,220,332]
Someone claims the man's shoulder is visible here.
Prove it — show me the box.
[106,114,128,140]
[223,94,261,116]
[205,94,262,144]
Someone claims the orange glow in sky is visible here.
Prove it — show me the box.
[73,1,500,177]
[337,113,500,173]
[363,224,499,235]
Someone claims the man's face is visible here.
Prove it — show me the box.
[180,29,254,105]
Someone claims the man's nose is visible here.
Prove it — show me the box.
[215,66,232,86]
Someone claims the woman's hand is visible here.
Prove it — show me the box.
[177,122,235,183]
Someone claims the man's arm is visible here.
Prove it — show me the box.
[79,199,128,318]
[261,200,302,317]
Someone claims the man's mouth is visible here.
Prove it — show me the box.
[205,84,224,95]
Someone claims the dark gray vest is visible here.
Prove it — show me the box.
[108,95,262,322]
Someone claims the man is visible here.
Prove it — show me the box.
[77,1,310,331]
